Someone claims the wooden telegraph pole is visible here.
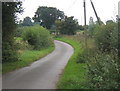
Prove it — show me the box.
[83,0,86,26]
[90,0,101,25]
[83,0,87,48]
[83,0,101,48]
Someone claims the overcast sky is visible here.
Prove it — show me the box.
[18,0,120,25]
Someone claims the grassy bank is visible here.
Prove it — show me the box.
[3,45,54,74]
[55,37,88,89]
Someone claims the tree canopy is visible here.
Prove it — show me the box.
[33,6,65,29]
[21,16,33,26]
[55,16,79,35]
[106,20,114,25]
[2,2,23,63]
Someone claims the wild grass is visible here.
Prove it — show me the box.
[2,45,54,74]
[55,36,88,89]
[55,22,119,89]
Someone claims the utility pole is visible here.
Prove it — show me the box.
[83,0,87,48]
[90,0,101,25]
[83,0,86,26]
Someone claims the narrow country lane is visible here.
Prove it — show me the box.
[2,40,74,89]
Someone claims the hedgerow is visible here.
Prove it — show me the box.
[22,25,53,50]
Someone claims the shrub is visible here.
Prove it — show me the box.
[2,2,23,63]
[87,51,119,89]
[2,42,18,63]
[15,27,24,37]
[77,47,97,63]
[94,23,118,52]
[14,37,33,51]
[88,24,97,37]
[22,25,53,50]
[85,22,119,89]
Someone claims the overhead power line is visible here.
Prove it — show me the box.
[65,0,78,12]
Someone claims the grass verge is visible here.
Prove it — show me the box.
[2,45,54,74]
[55,37,88,89]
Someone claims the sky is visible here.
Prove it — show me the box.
[18,0,120,25]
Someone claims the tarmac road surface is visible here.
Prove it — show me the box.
[2,40,74,89]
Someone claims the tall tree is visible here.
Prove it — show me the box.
[21,16,33,26]
[89,17,94,25]
[56,16,78,35]
[88,17,95,36]
[106,20,114,24]
[33,6,65,29]
[95,17,104,25]
[2,2,23,63]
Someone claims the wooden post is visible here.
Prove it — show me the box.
[90,0,101,25]
[83,0,87,48]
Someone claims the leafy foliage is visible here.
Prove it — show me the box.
[14,37,33,51]
[84,21,119,89]
[2,42,18,63]
[21,16,33,26]
[3,45,54,74]
[33,6,65,29]
[22,25,53,50]
[73,19,119,89]
[2,2,23,63]
[94,23,118,52]
[15,27,24,37]
[118,18,120,57]
[87,51,119,89]
[78,25,84,30]
[88,23,98,37]
[106,20,114,24]
[55,16,79,35]
[55,37,87,89]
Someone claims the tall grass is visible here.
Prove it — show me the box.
[3,45,54,74]
[86,23,119,89]
[3,25,55,74]
[56,25,119,89]
[55,36,88,89]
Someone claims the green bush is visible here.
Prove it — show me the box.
[77,50,88,63]
[77,48,96,63]
[22,25,53,50]
[88,24,97,37]
[2,2,23,63]
[14,37,33,50]
[15,27,24,37]
[2,42,18,63]
[86,22,119,89]
[94,23,118,52]
[87,51,119,89]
